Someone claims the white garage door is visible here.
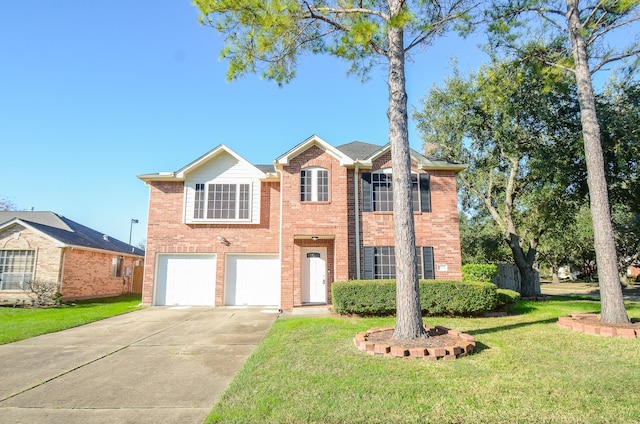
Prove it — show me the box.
[155,254,216,306]
[226,255,280,306]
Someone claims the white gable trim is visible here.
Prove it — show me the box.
[275,135,354,167]
[176,144,266,179]
[0,219,68,248]
[364,144,467,172]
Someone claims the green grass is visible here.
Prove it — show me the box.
[0,294,143,344]
[207,298,640,423]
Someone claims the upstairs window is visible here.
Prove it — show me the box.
[362,171,431,213]
[0,250,35,290]
[300,167,329,202]
[192,183,251,221]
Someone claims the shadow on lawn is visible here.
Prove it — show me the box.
[468,317,560,337]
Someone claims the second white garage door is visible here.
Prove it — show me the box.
[225,255,280,306]
[155,254,216,306]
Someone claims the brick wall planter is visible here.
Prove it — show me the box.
[557,314,640,338]
[354,326,475,360]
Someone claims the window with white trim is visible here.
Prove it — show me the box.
[363,246,434,280]
[192,182,251,221]
[300,167,329,202]
[362,170,431,213]
[0,250,35,290]
[112,256,124,278]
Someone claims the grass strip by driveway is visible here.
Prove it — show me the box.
[0,294,142,344]
[207,298,640,424]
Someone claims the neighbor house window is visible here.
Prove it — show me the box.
[362,171,431,213]
[192,183,251,221]
[0,250,35,290]
[112,256,124,278]
[300,167,329,202]
[363,246,434,280]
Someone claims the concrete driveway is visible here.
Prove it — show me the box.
[0,306,279,424]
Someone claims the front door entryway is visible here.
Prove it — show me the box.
[301,247,327,303]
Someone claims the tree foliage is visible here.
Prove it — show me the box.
[485,0,640,323]
[415,54,580,296]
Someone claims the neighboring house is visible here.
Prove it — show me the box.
[138,135,465,310]
[0,211,145,302]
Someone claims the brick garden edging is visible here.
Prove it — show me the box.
[557,313,639,338]
[354,326,476,360]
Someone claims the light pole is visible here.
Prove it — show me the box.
[129,219,138,245]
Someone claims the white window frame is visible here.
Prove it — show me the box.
[300,167,329,202]
[0,250,36,290]
[192,182,252,222]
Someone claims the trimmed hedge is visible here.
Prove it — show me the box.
[332,279,499,317]
[496,288,520,311]
[462,264,498,283]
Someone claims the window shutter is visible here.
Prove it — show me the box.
[420,173,431,212]
[422,247,435,279]
[363,247,374,279]
[361,172,372,212]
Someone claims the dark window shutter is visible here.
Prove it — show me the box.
[420,173,431,212]
[361,172,372,212]
[363,247,374,279]
[422,247,435,279]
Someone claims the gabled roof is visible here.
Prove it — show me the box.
[337,140,467,172]
[274,135,355,167]
[138,144,269,182]
[336,141,384,161]
[0,212,144,256]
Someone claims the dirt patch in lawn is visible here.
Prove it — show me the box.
[354,326,475,360]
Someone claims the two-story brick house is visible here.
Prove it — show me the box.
[138,135,465,310]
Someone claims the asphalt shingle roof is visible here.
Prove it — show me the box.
[336,141,385,160]
[0,211,144,256]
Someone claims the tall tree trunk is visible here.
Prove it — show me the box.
[387,7,426,340]
[565,0,628,324]
[507,233,540,296]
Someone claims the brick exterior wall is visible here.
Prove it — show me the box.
[280,146,350,310]
[0,224,143,302]
[142,180,281,306]
[61,249,141,300]
[360,152,463,281]
[142,143,463,310]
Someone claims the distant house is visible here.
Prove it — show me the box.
[0,211,145,303]
[138,135,465,310]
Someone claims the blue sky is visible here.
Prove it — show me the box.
[0,1,488,246]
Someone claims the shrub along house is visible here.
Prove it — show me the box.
[0,211,145,303]
[138,135,465,311]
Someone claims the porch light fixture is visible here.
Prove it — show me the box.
[311,236,319,241]
[217,235,230,246]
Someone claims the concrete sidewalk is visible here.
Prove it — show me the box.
[0,306,279,424]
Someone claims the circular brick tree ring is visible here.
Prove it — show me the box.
[354,325,476,360]
[557,313,640,338]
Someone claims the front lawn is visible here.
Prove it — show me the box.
[0,294,142,344]
[208,298,640,423]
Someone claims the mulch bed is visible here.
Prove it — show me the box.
[557,313,640,338]
[354,326,476,360]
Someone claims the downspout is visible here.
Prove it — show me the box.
[58,247,66,294]
[354,164,361,279]
[278,167,284,310]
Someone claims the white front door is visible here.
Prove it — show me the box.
[301,247,327,303]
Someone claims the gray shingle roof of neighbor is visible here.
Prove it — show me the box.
[255,164,276,174]
[336,141,385,160]
[0,211,145,256]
